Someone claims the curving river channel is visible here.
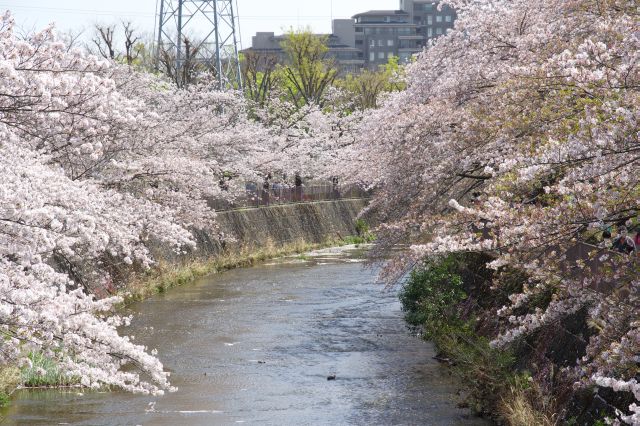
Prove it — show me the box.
[2,246,487,425]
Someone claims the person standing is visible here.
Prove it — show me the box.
[262,173,272,206]
[294,173,303,202]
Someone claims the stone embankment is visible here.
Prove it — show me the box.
[202,199,369,255]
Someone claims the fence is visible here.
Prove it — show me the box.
[208,182,370,211]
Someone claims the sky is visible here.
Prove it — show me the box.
[2,0,396,48]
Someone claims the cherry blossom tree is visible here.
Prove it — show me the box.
[1,140,178,394]
[350,0,639,423]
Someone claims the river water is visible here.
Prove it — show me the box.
[2,247,487,425]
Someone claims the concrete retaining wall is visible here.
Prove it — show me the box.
[192,198,369,256]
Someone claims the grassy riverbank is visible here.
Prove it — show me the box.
[0,367,18,408]
[398,254,534,423]
[399,254,624,425]
[124,235,372,304]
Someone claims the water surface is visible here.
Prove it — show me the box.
[2,247,487,425]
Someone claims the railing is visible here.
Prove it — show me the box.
[208,182,370,211]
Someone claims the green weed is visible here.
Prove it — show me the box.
[20,352,79,388]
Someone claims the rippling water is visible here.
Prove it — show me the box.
[1,247,488,425]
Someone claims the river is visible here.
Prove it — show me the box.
[1,246,487,425]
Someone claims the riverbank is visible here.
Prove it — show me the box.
[123,198,373,303]
[399,253,635,425]
[124,235,373,304]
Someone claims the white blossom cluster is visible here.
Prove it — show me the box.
[593,376,640,425]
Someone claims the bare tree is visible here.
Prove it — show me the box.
[90,21,214,86]
[88,22,156,70]
[92,24,116,60]
[122,21,140,65]
[159,36,204,87]
[61,29,85,52]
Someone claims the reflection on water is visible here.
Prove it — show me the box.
[1,246,487,425]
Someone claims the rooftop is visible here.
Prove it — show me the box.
[352,10,409,19]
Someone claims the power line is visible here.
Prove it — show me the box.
[0,4,155,18]
[0,4,338,20]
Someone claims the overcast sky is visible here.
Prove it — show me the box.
[2,0,397,48]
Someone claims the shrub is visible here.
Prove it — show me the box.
[399,255,559,422]
[355,218,370,237]
[400,255,466,337]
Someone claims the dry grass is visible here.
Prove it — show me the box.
[499,385,558,426]
[0,365,20,407]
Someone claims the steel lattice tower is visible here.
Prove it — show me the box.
[155,0,243,89]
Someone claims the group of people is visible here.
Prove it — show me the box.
[604,225,640,255]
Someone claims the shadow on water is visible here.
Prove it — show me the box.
[1,246,488,425]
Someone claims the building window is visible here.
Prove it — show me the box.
[436,27,443,35]
[369,39,375,47]
[378,39,384,46]
[427,28,433,37]
[423,3,433,11]
[436,15,443,23]
[355,27,363,32]
[369,52,375,61]
[378,52,385,59]
[387,39,394,47]
[445,15,452,23]
[355,40,363,46]
[427,15,433,25]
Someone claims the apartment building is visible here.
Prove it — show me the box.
[351,10,421,69]
[400,0,457,42]
[245,0,456,72]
